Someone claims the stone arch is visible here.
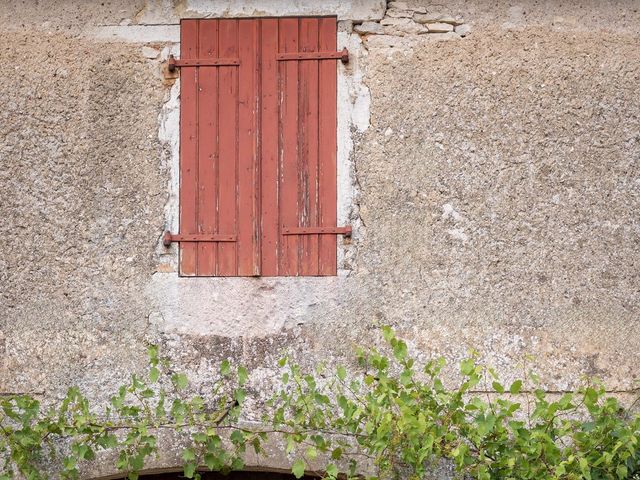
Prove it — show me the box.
[95,471,314,480]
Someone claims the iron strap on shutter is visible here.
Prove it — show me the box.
[275,47,349,63]
[162,232,236,247]
[167,56,240,70]
[281,226,352,236]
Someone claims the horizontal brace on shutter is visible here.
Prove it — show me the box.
[163,231,236,247]
[276,47,349,64]
[281,226,352,237]
[167,55,240,72]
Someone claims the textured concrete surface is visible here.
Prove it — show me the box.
[1,0,639,477]
[354,24,640,392]
[0,31,166,396]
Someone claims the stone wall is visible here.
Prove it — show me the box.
[0,0,638,476]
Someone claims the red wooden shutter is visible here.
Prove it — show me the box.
[179,19,259,276]
[269,17,339,276]
[177,17,341,276]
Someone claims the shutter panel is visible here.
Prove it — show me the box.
[178,19,259,276]
[276,17,338,276]
[177,17,340,276]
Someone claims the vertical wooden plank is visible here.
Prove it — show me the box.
[318,17,338,275]
[217,19,239,276]
[179,19,199,276]
[279,18,300,276]
[237,19,260,276]
[196,19,219,276]
[298,18,320,275]
[260,18,280,276]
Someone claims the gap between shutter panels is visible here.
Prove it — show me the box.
[172,17,349,277]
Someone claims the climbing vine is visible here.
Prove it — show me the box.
[1,328,638,480]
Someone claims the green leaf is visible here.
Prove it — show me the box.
[509,380,523,394]
[337,365,347,381]
[460,358,475,376]
[184,462,197,479]
[584,387,598,406]
[149,367,160,383]
[492,381,504,393]
[182,448,196,462]
[130,453,145,470]
[220,359,231,376]
[234,388,246,404]
[172,373,189,390]
[237,366,249,386]
[381,325,394,341]
[147,345,159,363]
[306,447,318,460]
[204,453,218,471]
[579,457,591,480]
[231,456,245,470]
[292,459,306,479]
[325,463,338,479]
[616,465,628,479]
[392,340,408,361]
[97,434,118,449]
[193,432,208,443]
[230,430,245,445]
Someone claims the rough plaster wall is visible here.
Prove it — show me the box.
[355,25,640,391]
[0,0,639,476]
[0,32,166,395]
[0,0,146,31]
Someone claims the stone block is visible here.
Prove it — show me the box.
[427,22,454,33]
[354,21,383,34]
[414,12,464,25]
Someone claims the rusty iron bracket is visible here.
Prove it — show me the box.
[167,55,240,72]
[163,231,237,247]
[276,47,349,64]
[281,226,352,237]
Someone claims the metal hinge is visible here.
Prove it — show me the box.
[163,231,237,247]
[167,55,240,72]
[281,226,352,236]
[276,47,349,64]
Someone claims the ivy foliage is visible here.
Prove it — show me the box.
[272,327,640,480]
[0,346,257,480]
[0,329,638,480]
